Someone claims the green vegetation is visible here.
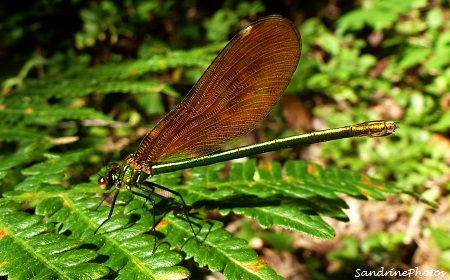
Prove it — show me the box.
[1,0,449,279]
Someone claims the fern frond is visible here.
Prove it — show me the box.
[0,150,400,279]
[0,201,110,279]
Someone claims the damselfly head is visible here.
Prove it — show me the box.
[98,162,121,190]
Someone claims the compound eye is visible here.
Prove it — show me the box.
[98,176,108,189]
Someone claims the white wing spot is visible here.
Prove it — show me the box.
[242,25,253,36]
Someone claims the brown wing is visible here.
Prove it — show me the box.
[128,16,301,173]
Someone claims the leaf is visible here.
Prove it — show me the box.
[1,183,191,279]
[160,216,283,280]
[0,126,47,142]
[397,46,431,69]
[429,111,450,132]
[0,143,46,171]
[336,0,415,32]
[0,201,109,279]
[167,160,399,241]
[7,46,220,100]
[0,103,111,126]
[14,151,88,193]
